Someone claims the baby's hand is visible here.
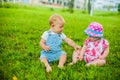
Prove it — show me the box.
[74,45,81,51]
[43,46,50,52]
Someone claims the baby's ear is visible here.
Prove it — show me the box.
[51,23,54,27]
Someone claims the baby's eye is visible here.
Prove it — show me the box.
[60,26,64,28]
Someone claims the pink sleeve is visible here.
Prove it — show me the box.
[102,39,109,49]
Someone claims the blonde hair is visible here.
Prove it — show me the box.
[49,14,65,26]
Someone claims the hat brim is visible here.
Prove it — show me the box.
[84,28,103,38]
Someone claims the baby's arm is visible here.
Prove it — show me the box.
[39,38,50,51]
[63,37,81,50]
[99,46,109,59]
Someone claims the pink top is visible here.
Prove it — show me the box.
[84,38,109,63]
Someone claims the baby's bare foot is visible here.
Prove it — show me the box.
[58,65,64,69]
[68,62,74,65]
[46,65,52,72]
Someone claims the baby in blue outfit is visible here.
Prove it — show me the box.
[40,14,81,72]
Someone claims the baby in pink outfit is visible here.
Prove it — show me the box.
[70,22,109,66]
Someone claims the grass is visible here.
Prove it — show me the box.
[0,3,120,80]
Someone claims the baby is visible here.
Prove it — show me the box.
[70,22,109,66]
[39,14,81,72]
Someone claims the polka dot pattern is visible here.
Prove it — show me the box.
[84,22,103,38]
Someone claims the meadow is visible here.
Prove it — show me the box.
[0,3,120,80]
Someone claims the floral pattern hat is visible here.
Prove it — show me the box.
[85,22,103,38]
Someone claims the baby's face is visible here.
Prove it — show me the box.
[51,23,64,33]
[88,36,100,41]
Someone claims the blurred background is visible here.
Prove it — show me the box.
[1,0,120,15]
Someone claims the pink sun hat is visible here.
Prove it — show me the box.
[84,22,103,38]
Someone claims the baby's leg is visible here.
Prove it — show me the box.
[73,51,79,63]
[40,58,52,72]
[86,59,106,67]
[71,50,81,64]
[58,54,67,68]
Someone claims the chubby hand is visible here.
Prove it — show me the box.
[43,46,50,52]
[74,45,81,51]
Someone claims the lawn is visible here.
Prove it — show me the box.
[0,3,120,80]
